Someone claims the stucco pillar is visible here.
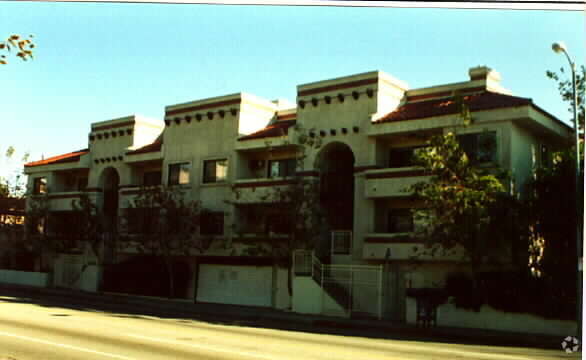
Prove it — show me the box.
[352,172,374,262]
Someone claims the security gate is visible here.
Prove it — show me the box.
[294,250,383,319]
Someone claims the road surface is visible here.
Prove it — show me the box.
[0,294,578,360]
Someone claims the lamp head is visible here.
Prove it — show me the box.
[552,42,568,54]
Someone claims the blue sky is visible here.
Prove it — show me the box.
[1,2,584,177]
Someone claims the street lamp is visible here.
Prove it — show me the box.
[552,41,582,341]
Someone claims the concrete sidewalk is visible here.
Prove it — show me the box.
[0,283,572,351]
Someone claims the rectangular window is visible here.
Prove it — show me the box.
[331,231,352,255]
[143,171,162,187]
[268,158,296,178]
[203,159,228,184]
[168,163,191,185]
[387,209,414,233]
[540,144,551,168]
[201,212,224,235]
[457,132,497,164]
[33,177,47,195]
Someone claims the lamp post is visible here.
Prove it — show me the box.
[552,41,582,341]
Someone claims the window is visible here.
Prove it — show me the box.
[331,231,352,255]
[143,171,162,187]
[268,158,296,178]
[540,144,551,168]
[201,212,224,235]
[168,163,191,185]
[388,147,424,168]
[203,159,228,184]
[457,132,497,164]
[387,209,414,233]
[33,177,47,195]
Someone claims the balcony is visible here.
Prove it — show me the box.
[232,178,296,204]
[364,166,431,198]
[362,233,466,261]
[44,191,86,211]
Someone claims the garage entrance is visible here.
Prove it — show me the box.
[196,264,272,307]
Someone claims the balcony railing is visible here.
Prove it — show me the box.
[364,166,431,198]
[232,178,296,203]
[362,233,466,261]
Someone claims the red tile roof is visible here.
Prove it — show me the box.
[238,120,296,141]
[374,91,532,124]
[24,149,89,168]
[126,139,162,155]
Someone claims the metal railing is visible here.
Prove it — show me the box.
[293,249,383,319]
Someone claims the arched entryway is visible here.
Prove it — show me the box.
[318,142,355,232]
[99,167,120,232]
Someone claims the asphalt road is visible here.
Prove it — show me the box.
[0,294,579,360]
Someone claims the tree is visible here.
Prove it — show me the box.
[230,125,325,296]
[23,193,50,271]
[71,193,103,262]
[408,132,510,268]
[121,185,214,298]
[0,146,29,198]
[546,65,585,141]
[0,34,35,65]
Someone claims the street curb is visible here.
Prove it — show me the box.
[0,284,570,350]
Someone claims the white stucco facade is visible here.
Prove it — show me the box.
[23,66,572,332]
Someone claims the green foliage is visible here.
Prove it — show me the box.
[0,34,35,65]
[409,132,509,265]
[230,125,325,295]
[546,65,585,138]
[0,146,29,198]
[124,185,213,255]
[443,271,576,320]
[71,193,102,261]
[122,185,214,298]
[523,148,579,304]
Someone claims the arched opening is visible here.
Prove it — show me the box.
[318,142,355,232]
[99,167,120,232]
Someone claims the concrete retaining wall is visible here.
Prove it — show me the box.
[0,269,49,287]
[406,297,577,336]
[53,255,101,292]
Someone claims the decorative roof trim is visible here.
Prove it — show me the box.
[166,99,241,117]
[298,78,378,97]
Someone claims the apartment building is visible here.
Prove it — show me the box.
[23,66,571,320]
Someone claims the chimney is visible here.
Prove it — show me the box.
[469,66,501,83]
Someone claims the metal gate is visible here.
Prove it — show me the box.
[294,250,383,319]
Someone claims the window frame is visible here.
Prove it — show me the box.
[540,144,551,168]
[456,131,498,165]
[167,162,191,186]
[331,230,352,255]
[267,158,296,178]
[202,158,228,184]
[33,177,47,195]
